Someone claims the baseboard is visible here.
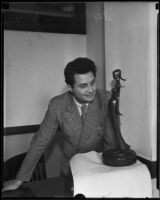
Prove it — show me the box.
[137,156,157,179]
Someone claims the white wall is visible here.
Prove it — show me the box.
[4,31,87,127]
[4,133,34,161]
[104,2,157,161]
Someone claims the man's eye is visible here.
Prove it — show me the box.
[91,81,95,86]
[80,85,86,88]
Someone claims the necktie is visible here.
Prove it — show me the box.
[81,104,87,123]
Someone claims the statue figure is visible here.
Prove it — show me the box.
[102,69,137,166]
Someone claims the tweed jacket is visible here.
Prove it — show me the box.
[16,89,117,181]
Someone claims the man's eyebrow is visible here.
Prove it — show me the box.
[91,78,95,82]
[79,78,95,85]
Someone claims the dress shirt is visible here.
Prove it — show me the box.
[73,97,89,116]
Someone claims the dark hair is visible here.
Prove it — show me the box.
[64,57,97,87]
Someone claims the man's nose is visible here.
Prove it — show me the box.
[87,85,93,92]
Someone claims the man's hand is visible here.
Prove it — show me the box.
[2,179,23,192]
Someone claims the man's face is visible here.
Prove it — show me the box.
[70,71,96,104]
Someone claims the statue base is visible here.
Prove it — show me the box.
[102,148,137,167]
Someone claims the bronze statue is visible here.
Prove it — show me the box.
[102,69,137,166]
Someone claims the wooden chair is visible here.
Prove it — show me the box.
[3,152,47,182]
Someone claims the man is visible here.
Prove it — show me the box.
[3,57,117,193]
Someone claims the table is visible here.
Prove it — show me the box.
[2,177,73,198]
[2,151,152,198]
[70,151,152,198]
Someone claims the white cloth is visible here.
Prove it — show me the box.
[70,151,152,198]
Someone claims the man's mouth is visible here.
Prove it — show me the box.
[85,93,94,98]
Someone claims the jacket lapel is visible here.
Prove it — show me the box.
[64,92,83,135]
[83,91,104,137]
[64,91,104,138]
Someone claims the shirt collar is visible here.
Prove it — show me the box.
[73,96,89,108]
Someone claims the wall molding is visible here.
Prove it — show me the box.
[4,124,40,136]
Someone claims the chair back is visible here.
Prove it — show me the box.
[4,152,47,182]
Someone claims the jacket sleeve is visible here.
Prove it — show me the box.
[16,99,59,181]
[103,91,117,151]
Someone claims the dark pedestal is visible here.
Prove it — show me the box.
[102,148,137,167]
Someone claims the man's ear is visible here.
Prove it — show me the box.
[67,85,73,92]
